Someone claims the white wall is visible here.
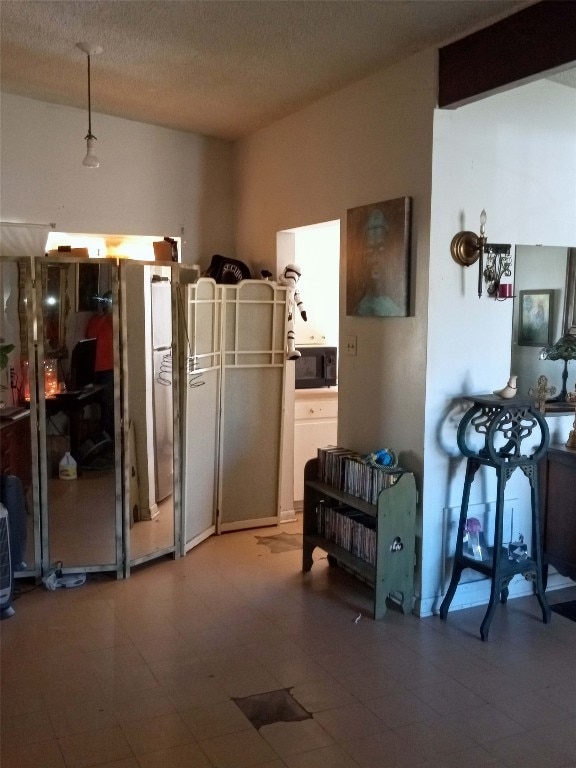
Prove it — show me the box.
[0,93,235,266]
[236,50,437,479]
[424,79,576,615]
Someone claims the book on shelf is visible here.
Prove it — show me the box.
[315,500,376,565]
[317,445,402,504]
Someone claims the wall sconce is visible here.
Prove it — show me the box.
[450,210,512,298]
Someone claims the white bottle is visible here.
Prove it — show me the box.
[59,452,77,480]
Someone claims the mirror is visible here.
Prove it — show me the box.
[123,261,176,566]
[511,246,576,408]
[41,259,120,571]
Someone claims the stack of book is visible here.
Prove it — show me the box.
[315,499,376,565]
[317,445,402,503]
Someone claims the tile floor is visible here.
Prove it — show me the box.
[2,516,576,768]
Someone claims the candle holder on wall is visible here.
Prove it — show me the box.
[483,244,513,299]
[450,210,512,299]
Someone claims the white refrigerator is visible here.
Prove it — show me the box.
[151,278,173,503]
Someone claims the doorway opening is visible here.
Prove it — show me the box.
[276,219,340,519]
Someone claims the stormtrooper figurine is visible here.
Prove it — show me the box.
[278,263,307,359]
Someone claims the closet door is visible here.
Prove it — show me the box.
[219,281,287,531]
[121,262,178,571]
[37,257,123,577]
[180,277,220,550]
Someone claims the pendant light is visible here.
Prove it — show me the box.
[76,42,103,168]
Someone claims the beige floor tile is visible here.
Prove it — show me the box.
[340,729,430,768]
[392,719,476,759]
[200,728,278,767]
[120,712,195,755]
[111,691,178,726]
[49,697,117,738]
[1,707,55,749]
[416,746,505,768]
[482,728,574,768]
[136,742,213,767]
[214,663,283,698]
[492,689,572,729]
[260,718,334,757]
[180,699,254,740]
[440,702,526,745]
[364,690,438,729]
[411,677,487,716]
[0,738,67,768]
[312,703,385,742]
[290,678,356,713]
[283,744,361,768]
[58,724,133,768]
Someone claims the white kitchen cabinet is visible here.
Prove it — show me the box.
[293,388,338,507]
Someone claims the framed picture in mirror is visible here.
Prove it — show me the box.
[518,289,553,346]
[563,249,576,333]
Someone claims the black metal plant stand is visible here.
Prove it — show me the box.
[439,396,551,640]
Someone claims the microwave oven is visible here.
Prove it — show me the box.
[294,346,337,389]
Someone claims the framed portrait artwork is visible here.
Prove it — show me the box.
[346,197,412,317]
[518,289,554,346]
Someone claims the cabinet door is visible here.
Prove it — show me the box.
[219,281,287,530]
[294,396,338,503]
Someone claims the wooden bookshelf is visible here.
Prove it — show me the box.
[302,455,417,619]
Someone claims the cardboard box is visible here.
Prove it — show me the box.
[48,247,90,258]
[153,240,177,262]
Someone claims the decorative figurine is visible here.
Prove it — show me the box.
[364,448,398,468]
[278,263,307,360]
[566,386,576,450]
[528,374,556,413]
[493,374,518,399]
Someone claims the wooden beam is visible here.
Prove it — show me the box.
[438,1,576,108]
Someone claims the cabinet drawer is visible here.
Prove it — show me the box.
[295,398,338,421]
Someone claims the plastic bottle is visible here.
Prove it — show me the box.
[59,452,77,480]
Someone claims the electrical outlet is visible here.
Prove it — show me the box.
[346,335,357,356]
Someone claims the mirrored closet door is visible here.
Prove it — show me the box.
[121,261,179,572]
[36,257,122,576]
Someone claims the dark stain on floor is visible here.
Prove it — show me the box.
[232,688,311,730]
[255,532,303,553]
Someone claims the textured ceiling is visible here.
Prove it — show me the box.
[1,0,569,141]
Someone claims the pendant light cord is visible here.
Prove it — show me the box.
[86,54,95,140]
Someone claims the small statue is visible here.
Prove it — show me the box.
[278,263,307,360]
[528,374,556,413]
[493,374,517,399]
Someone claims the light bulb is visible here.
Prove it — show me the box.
[83,136,99,168]
[479,209,487,236]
